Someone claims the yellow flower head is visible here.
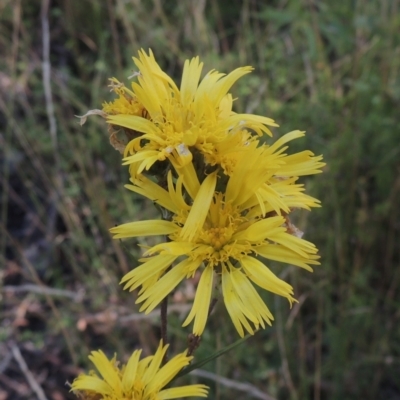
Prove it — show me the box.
[110,138,323,337]
[104,49,278,176]
[71,341,208,400]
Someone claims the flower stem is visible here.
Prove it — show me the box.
[160,294,169,363]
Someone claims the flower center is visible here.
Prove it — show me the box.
[202,226,231,250]
[190,195,253,265]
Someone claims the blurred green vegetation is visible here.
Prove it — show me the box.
[1,1,399,399]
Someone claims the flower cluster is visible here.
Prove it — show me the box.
[102,49,324,337]
[73,49,324,399]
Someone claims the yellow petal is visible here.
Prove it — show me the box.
[122,150,161,166]
[170,160,200,200]
[232,216,285,242]
[210,67,253,106]
[121,254,177,291]
[265,130,305,154]
[142,341,169,385]
[180,172,217,241]
[180,56,203,106]
[125,175,177,213]
[88,351,121,395]
[137,258,190,313]
[71,376,111,395]
[159,385,209,399]
[229,266,273,326]
[271,232,318,258]
[121,350,142,393]
[182,265,214,335]
[256,244,319,271]
[240,256,294,299]
[166,171,190,212]
[144,242,196,257]
[107,115,156,134]
[221,268,253,337]
[150,353,192,392]
[110,220,179,239]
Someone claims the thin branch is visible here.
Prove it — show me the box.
[41,0,58,157]
[190,369,277,400]
[2,227,78,364]
[10,342,48,400]
[4,284,84,301]
[160,295,169,363]
[119,303,192,323]
[41,0,62,268]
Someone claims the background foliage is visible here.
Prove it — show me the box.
[1,1,399,399]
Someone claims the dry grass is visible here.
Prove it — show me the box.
[1,1,400,399]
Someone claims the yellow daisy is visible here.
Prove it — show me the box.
[104,49,278,176]
[71,341,208,400]
[110,145,322,337]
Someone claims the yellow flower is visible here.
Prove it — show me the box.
[71,341,208,400]
[104,49,278,176]
[110,143,322,337]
